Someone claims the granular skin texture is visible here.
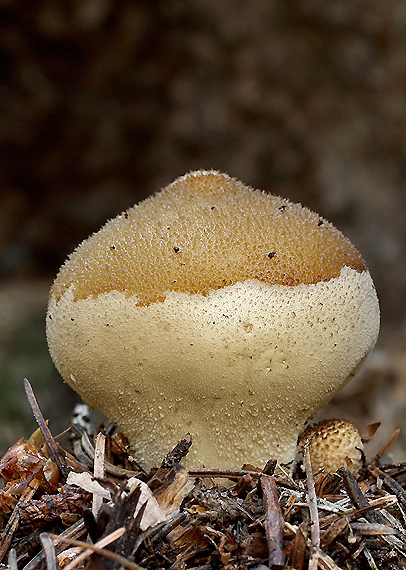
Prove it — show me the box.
[49,170,366,307]
[47,269,378,469]
[300,419,363,475]
[46,171,379,469]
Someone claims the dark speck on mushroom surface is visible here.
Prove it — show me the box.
[173,246,180,253]
[268,252,276,259]
[318,219,324,226]
[278,205,286,211]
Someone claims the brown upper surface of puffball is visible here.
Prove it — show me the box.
[50,170,366,306]
[46,170,379,470]
[300,419,364,475]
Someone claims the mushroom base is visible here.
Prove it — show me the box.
[46,267,379,470]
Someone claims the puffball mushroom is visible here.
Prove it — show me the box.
[299,419,364,475]
[46,170,379,470]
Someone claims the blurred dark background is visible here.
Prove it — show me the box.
[1,0,406,460]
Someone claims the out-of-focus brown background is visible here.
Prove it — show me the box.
[1,1,406,461]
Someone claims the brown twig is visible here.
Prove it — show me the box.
[161,434,192,468]
[23,378,68,479]
[48,528,145,570]
[188,467,298,490]
[0,478,40,563]
[148,512,188,546]
[368,464,406,510]
[291,523,308,570]
[339,468,383,524]
[62,527,126,570]
[260,474,285,568]
[371,429,400,464]
[262,459,277,475]
[79,431,143,478]
[188,467,262,480]
[20,519,87,570]
[303,439,320,570]
[233,473,253,498]
[320,494,398,548]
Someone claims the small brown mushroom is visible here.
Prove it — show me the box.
[46,170,379,470]
[299,419,364,475]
